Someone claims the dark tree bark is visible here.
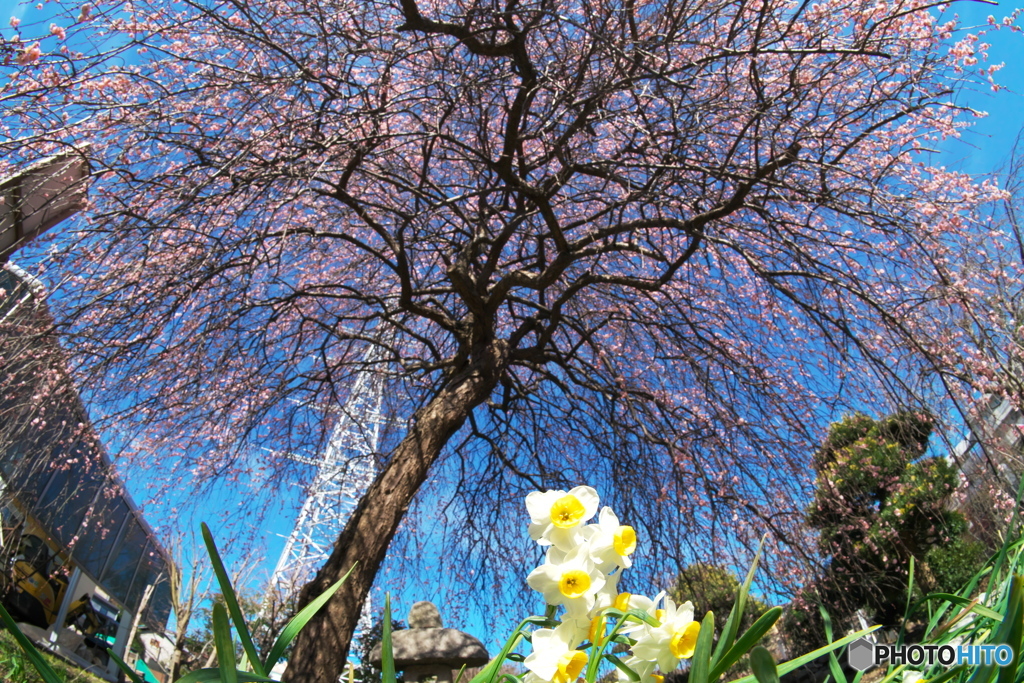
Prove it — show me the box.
[284,341,509,682]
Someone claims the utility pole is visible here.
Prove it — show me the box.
[265,334,391,675]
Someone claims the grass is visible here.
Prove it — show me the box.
[0,629,108,683]
[884,536,1024,683]
[0,523,351,683]
[804,513,1024,683]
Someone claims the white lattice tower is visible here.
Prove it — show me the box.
[268,335,390,650]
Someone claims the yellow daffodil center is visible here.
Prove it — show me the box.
[559,569,592,598]
[613,525,637,555]
[553,650,588,683]
[652,676,664,683]
[614,592,631,611]
[550,495,586,528]
[670,621,701,659]
[655,609,666,622]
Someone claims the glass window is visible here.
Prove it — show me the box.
[34,441,103,548]
[146,580,173,631]
[126,540,157,613]
[75,494,128,580]
[100,516,145,605]
[6,433,60,508]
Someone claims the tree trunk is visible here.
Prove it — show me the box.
[283,341,508,683]
[169,633,186,682]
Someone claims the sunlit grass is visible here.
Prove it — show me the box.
[0,629,107,683]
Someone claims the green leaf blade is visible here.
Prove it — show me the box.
[749,646,780,683]
[382,593,397,683]
[995,575,1024,683]
[263,564,355,671]
[213,601,239,683]
[728,626,881,683]
[202,522,266,678]
[923,594,1003,622]
[713,537,765,668]
[708,607,782,681]
[819,606,847,683]
[606,654,641,682]
[106,647,148,683]
[689,611,716,683]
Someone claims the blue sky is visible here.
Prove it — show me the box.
[2,0,1024,658]
[932,4,1024,173]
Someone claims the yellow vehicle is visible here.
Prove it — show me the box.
[0,513,119,673]
[1,527,72,629]
[0,521,104,635]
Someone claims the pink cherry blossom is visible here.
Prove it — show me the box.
[0,1,1021,681]
[16,42,41,65]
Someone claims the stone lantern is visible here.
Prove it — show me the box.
[369,601,489,683]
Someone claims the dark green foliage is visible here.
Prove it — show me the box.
[926,539,989,596]
[802,411,977,631]
[778,584,829,655]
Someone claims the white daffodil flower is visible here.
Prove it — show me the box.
[630,597,701,673]
[527,486,600,551]
[527,545,606,616]
[525,621,590,683]
[589,567,623,617]
[560,612,595,642]
[615,590,661,636]
[615,656,664,683]
[584,506,638,571]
